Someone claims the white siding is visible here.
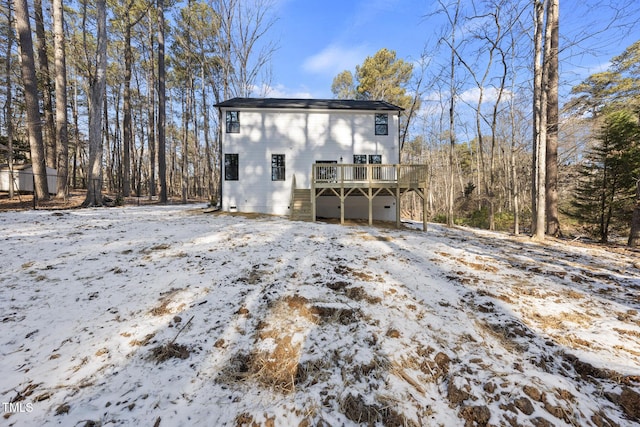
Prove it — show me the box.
[221,107,399,217]
[0,166,57,194]
[316,195,397,221]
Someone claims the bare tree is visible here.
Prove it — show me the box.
[437,0,462,227]
[83,0,107,206]
[532,0,559,240]
[213,0,277,98]
[3,0,15,199]
[114,0,149,197]
[53,0,69,198]
[453,3,517,230]
[33,0,56,168]
[146,7,156,198]
[532,0,547,240]
[157,0,167,203]
[14,0,49,200]
[545,0,560,237]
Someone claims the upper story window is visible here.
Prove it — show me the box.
[226,111,240,133]
[375,113,388,135]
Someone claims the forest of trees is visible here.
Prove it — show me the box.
[1,0,639,246]
[2,0,277,206]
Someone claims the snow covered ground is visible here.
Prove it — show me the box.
[1,204,639,426]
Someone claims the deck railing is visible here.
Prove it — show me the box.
[312,163,428,188]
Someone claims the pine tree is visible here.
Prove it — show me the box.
[14,0,49,200]
[571,110,640,242]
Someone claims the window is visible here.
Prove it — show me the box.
[353,154,367,164]
[271,154,285,181]
[225,154,239,180]
[368,154,382,164]
[226,111,240,133]
[375,113,388,135]
[353,154,367,180]
[369,155,382,180]
[316,160,337,182]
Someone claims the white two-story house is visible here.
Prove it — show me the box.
[215,98,428,228]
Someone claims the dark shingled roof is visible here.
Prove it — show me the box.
[215,98,404,111]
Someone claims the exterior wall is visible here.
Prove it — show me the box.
[220,107,399,217]
[316,195,397,221]
[0,166,57,194]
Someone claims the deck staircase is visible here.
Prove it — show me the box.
[290,188,312,221]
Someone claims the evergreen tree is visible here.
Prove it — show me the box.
[14,0,49,199]
[571,110,640,242]
[331,70,356,99]
[331,48,413,111]
[330,48,417,149]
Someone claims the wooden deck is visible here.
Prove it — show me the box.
[312,163,428,189]
[307,164,429,230]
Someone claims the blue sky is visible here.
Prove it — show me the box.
[268,0,429,98]
[265,0,640,100]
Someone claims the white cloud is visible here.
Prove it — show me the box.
[302,44,369,76]
[261,83,314,99]
[588,61,611,74]
[458,86,513,105]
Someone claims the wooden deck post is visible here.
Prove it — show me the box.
[340,165,345,225]
[396,185,401,229]
[340,187,345,225]
[423,187,428,232]
[311,184,316,222]
[368,187,373,226]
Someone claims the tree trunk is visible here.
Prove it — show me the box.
[83,0,107,207]
[123,21,133,197]
[147,10,156,198]
[628,179,640,247]
[181,83,191,204]
[509,95,520,235]
[33,0,56,169]
[202,71,214,202]
[72,79,80,188]
[445,0,460,227]
[53,0,69,198]
[4,0,15,199]
[532,0,547,240]
[157,0,167,203]
[545,0,560,237]
[14,0,49,200]
[489,32,508,233]
[106,90,118,192]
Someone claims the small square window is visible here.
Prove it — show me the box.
[375,113,388,135]
[225,154,239,180]
[226,111,240,133]
[271,154,285,181]
[353,155,367,165]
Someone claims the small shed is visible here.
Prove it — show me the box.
[0,164,57,194]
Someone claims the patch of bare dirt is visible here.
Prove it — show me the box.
[149,288,186,316]
[340,393,413,426]
[0,190,208,211]
[148,342,191,363]
[222,295,319,393]
[0,191,86,211]
[459,405,491,427]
